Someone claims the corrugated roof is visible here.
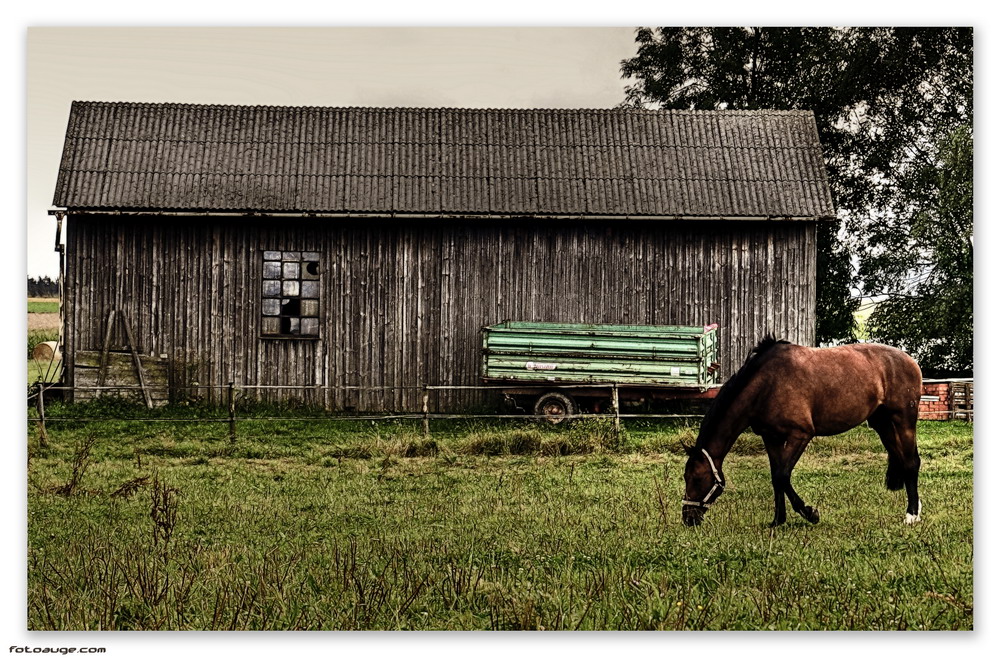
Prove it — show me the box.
[52,102,836,218]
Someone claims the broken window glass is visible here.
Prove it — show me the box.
[261,250,320,338]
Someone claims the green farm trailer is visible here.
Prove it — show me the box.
[481,321,721,422]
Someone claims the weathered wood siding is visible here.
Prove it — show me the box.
[64,214,817,411]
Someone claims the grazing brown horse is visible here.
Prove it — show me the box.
[682,335,923,527]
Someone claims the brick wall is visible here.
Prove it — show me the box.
[919,382,952,420]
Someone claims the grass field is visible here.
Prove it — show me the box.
[26,405,973,631]
[28,298,60,314]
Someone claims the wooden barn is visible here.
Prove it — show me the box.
[51,101,835,410]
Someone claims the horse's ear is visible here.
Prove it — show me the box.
[679,438,695,456]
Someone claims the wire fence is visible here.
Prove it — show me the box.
[27,379,972,447]
[27,382,716,445]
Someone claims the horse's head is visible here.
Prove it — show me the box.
[682,446,725,526]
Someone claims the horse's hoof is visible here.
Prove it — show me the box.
[768,519,785,528]
[801,506,820,524]
[904,500,923,525]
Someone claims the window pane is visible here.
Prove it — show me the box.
[282,262,300,279]
[282,251,301,261]
[263,250,281,261]
[282,280,300,296]
[262,280,281,296]
[262,299,280,316]
[301,299,319,317]
[263,261,281,279]
[302,261,320,279]
[280,298,301,316]
[301,318,319,336]
[302,251,321,262]
[301,281,319,298]
[262,317,281,334]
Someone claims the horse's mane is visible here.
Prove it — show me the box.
[693,334,790,450]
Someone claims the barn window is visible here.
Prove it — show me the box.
[261,250,320,338]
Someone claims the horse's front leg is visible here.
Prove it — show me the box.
[764,439,788,527]
[764,433,820,526]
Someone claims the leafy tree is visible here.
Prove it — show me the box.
[619,27,972,362]
[28,276,59,298]
[865,125,972,375]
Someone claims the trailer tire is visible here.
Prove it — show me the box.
[533,392,577,424]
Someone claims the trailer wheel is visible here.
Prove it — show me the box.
[533,392,577,424]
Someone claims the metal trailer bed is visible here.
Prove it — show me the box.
[481,321,721,422]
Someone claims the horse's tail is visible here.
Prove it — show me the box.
[885,454,906,491]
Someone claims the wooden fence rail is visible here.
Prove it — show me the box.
[28,380,973,444]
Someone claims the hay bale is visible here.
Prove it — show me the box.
[32,340,62,362]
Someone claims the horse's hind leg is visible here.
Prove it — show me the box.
[869,406,922,524]
[764,432,820,526]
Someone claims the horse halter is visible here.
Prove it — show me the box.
[682,448,725,509]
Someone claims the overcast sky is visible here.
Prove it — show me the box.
[26,26,639,278]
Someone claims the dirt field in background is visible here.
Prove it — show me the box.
[28,313,60,331]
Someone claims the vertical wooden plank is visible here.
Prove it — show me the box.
[178,219,190,396]
[353,222,363,410]
[415,224,426,408]
[804,222,814,346]
[747,223,758,343]
[765,226,775,337]
[150,222,160,356]
[441,227,454,409]
[327,225,339,408]
[790,224,799,344]
[389,223,400,409]
[727,224,740,375]
[237,222,249,394]
[176,219,188,394]
[65,215,78,397]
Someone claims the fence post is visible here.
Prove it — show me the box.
[611,384,621,436]
[422,386,431,438]
[228,382,237,443]
[35,384,48,447]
